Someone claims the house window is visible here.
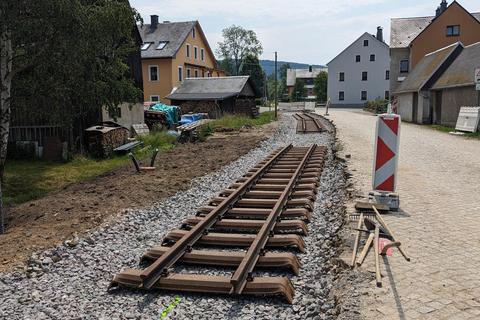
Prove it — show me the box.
[339,91,344,101]
[362,71,368,81]
[149,66,159,81]
[178,66,183,82]
[370,54,375,61]
[186,44,190,58]
[339,72,345,82]
[150,95,160,102]
[386,70,390,80]
[186,68,191,78]
[363,39,369,46]
[192,27,196,38]
[194,46,198,60]
[446,25,460,36]
[156,41,168,50]
[356,55,361,62]
[141,42,153,50]
[361,91,367,101]
[400,59,409,73]
[194,69,199,78]
[201,48,205,61]
[385,91,390,100]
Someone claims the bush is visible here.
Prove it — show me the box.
[364,98,388,114]
[137,131,177,151]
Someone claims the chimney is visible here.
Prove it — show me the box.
[436,0,448,17]
[376,26,384,42]
[309,65,313,72]
[150,15,159,28]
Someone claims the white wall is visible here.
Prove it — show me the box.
[102,102,145,130]
[327,33,390,106]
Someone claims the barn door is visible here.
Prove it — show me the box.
[435,91,442,124]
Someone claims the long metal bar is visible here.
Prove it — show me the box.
[139,145,292,289]
[230,145,317,294]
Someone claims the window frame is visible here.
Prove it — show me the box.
[178,66,183,82]
[385,91,390,100]
[192,27,196,38]
[400,59,409,73]
[186,44,191,58]
[363,39,369,47]
[370,54,376,62]
[194,46,198,60]
[156,41,168,50]
[339,91,345,101]
[339,72,345,82]
[361,91,367,101]
[201,48,205,61]
[194,69,199,78]
[141,42,153,50]
[386,70,390,80]
[186,68,191,78]
[446,25,460,37]
[362,71,368,81]
[148,65,159,82]
[150,95,160,102]
[356,55,361,62]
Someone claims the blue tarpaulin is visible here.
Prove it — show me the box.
[150,103,180,126]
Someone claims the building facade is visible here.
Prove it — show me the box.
[138,16,225,104]
[390,1,480,95]
[286,66,328,100]
[327,28,390,107]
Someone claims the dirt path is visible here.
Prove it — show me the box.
[1,123,276,273]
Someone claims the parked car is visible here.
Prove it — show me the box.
[178,113,205,126]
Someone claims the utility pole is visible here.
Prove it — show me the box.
[274,51,278,119]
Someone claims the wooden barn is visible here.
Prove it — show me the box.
[167,76,259,118]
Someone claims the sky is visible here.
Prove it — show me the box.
[129,0,479,65]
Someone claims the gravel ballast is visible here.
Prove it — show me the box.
[0,113,350,320]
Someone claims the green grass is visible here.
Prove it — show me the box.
[428,124,480,138]
[3,156,130,206]
[3,131,178,206]
[208,111,276,131]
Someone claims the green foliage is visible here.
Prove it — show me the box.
[364,98,388,114]
[216,25,263,75]
[291,80,306,102]
[429,125,480,138]
[3,156,130,206]
[207,112,275,131]
[9,0,142,127]
[137,132,177,151]
[240,55,265,98]
[266,63,290,102]
[313,71,328,102]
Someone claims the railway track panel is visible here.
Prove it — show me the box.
[110,144,327,303]
[294,112,325,133]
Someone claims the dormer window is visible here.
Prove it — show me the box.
[156,41,168,50]
[141,42,153,50]
[446,25,460,36]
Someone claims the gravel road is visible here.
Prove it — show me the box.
[0,113,350,320]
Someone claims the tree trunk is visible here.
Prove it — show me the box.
[0,24,12,234]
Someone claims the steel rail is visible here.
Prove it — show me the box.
[230,145,317,294]
[139,145,293,289]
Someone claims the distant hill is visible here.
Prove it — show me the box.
[260,60,326,76]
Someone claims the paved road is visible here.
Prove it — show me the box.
[326,108,480,320]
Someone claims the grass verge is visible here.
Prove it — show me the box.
[208,111,276,130]
[3,131,178,206]
[428,124,480,139]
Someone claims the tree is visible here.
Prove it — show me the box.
[0,0,141,233]
[313,71,328,102]
[217,25,263,76]
[240,54,265,98]
[291,80,306,102]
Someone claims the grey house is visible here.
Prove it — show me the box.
[167,76,259,118]
[430,42,480,126]
[395,42,463,123]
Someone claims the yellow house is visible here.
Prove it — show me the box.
[138,16,225,104]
